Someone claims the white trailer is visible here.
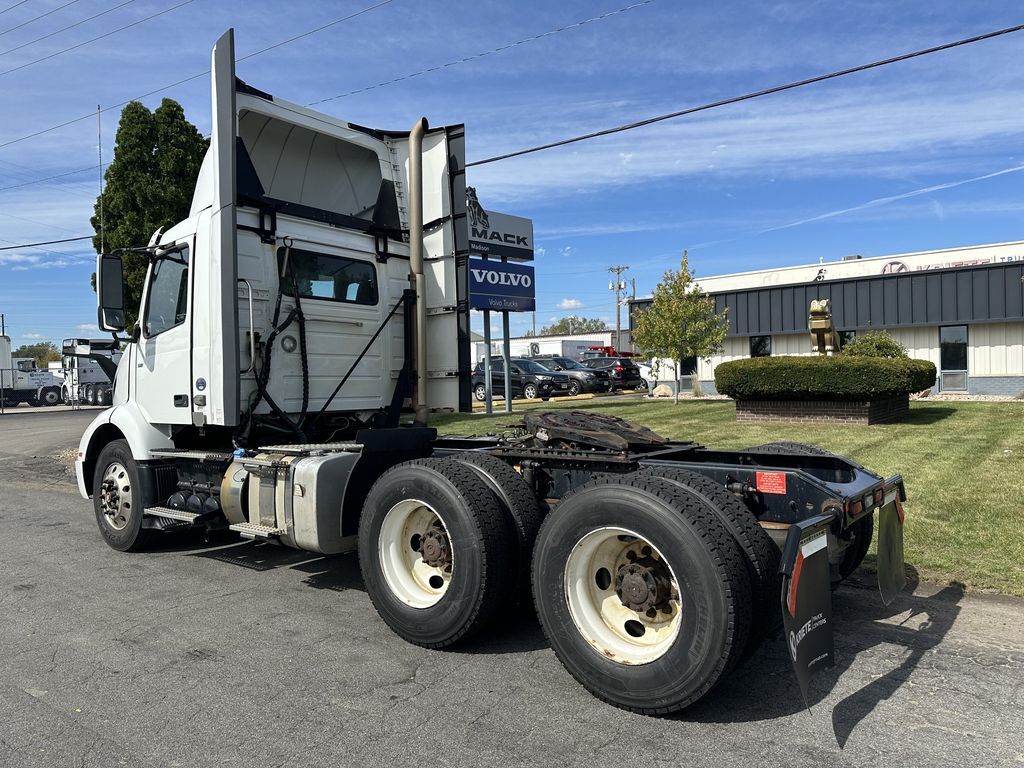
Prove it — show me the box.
[75,29,907,715]
[0,336,60,407]
[474,337,602,362]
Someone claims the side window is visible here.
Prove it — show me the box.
[750,335,772,357]
[277,247,378,306]
[143,247,190,337]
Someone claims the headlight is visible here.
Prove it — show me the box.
[538,375,551,381]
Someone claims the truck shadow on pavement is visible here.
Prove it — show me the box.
[685,566,964,747]
[187,538,962,733]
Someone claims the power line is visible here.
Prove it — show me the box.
[0,235,92,251]
[0,0,192,77]
[0,1,31,17]
[0,163,105,192]
[467,22,1024,167]
[0,0,398,150]
[0,0,136,57]
[0,0,81,37]
[309,0,656,105]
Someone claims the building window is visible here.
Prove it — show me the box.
[838,330,856,349]
[939,325,968,391]
[277,248,379,306]
[750,335,771,357]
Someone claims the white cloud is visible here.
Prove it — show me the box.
[76,323,95,331]
[556,298,583,310]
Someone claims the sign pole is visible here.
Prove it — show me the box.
[502,310,512,413]
[482,309,493,415]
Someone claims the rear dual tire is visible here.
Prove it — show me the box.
[532,475,752,714]
[358,459,515,648]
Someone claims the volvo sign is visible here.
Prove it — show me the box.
[469,259,536,312]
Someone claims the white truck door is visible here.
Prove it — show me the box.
[134,243,194,425]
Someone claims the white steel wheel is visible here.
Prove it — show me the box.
[378,499,454,608]
[565,526,682,665]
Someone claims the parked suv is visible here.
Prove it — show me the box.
[471,357,572,401]
[529,355,611,396]
[580,356,646,391]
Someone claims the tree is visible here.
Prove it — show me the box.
[12,342,60,368]
[538,316,607,335]
[631,252,728,403]
[90,98,209,326]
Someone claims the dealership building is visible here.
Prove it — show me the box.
[630,240,1024,395]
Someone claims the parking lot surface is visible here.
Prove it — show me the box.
[1,409,1022,767]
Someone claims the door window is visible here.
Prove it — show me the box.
[939,325,968,391]
[143,248,190,337]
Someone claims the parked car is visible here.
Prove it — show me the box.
[528,355,611,396]
[580,356,646,391]
[471,357,572,401]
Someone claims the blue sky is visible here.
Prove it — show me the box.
[0,0,1022,346]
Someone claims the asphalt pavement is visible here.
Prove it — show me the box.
[0,408,1021,767]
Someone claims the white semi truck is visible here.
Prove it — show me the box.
[77,30,908,714]
[57,338,123,405]
[0,335,61,407]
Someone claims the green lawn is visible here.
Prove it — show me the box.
[432,399,1024,596]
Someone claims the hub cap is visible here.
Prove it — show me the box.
[378,499,454,608]
[99,462,133,531]
[564,527,681,664]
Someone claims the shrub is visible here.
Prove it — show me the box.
[842,330,908,359]
[715,355,936,401]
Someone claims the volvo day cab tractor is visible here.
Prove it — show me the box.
[58,338,122,405]
[0,335,61,407]
[77,29,908,715]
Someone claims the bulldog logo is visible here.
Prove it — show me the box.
[467,186,490,229]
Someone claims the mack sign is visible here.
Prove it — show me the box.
[469,259,536,312]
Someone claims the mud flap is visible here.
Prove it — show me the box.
[779,513,836,708]
[876,497,906,606]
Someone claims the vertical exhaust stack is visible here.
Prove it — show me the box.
[408,117,429,426]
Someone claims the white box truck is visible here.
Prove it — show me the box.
[0,336,61,407]
[75,29,908,714]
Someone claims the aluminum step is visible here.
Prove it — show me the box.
[229,521,286,538]
[145,505,201,523]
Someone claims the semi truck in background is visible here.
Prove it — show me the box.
[56,338,122,406]
[75,29,908,715]
[0,335,61,407]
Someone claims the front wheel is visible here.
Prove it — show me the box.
[93,440,152,552]
[533,475,752,714]
[473,383,487,402]
[568,381,581,397]
[523,383,538,400]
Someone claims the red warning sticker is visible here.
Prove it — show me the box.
[756,471,787,495]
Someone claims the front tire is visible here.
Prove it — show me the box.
[473,383,487,402]
[359,459,515,648]
[93,440,152,552]
[533,475,752,714]
[523,383,538,400]
[568,381,581,397]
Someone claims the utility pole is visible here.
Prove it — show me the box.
[608,265,629,353]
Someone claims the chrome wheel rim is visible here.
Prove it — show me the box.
[564,526,682,665]
[378,499,453,608]
[98,462,133,531]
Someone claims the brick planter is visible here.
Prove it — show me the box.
[735,394,910,425]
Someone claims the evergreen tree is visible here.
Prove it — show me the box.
[90,99,208,326]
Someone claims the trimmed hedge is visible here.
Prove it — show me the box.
[715,355,937,401]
